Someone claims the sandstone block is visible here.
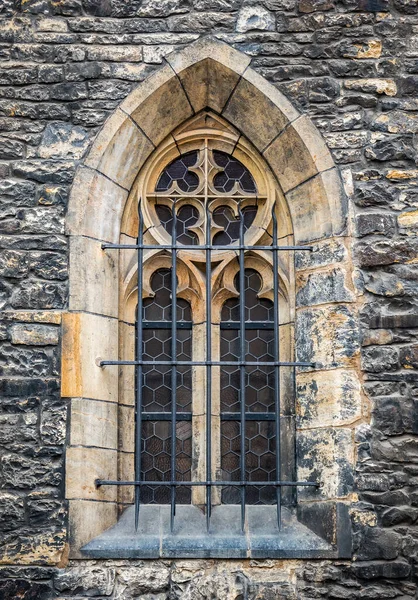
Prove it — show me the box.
[68,500,117,558]
[297,369,362,428]
[68,235,118,318]
[296,304,360,369]
[66,446,117,502]
[264,115,334,193]
[61,312,118,402]
[70,398,117,449]
[85,108,154,190]
[223,67,298,151]
[296,267,355,307]
[175,58,241,114]
[297,428,354,500]
[125,65,193,146]
[285,169,347,243]
[66,167,128,242]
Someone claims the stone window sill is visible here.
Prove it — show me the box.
[81,504,339,559]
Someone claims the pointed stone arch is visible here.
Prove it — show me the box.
[63,37,358,557]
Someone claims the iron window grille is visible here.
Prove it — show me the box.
[97,147,318,533]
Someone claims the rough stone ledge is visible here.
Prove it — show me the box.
[81,504,337,560]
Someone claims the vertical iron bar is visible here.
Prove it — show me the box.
[205,145,212,532]
[272,206,282,530]
[291,248,298,508]
[170,199,177,533]
[238,203,246,533]
[135,199,144,531]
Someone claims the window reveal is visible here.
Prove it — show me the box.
[98,138,318,533]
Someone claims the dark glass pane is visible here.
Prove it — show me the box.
[212,150,257,194]
[156,151,199,193]
[141,420,192,504]
[221,269,273,322]
[155,204,199,246]
[212,205,257,246]
[221,421,276,505]
[143,269,192,322]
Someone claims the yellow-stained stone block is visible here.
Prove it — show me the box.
[85,109,154,190]
[354,40,382,59]
[66,167,128,243]
[119,404,134,453]
[296,369,362,429]
[263,115,334,193]
[1,311,62,324]
[69,500,117,558]
[69,236,118,318]
[386,169,418,180]
[61,312,118,402]
[0,529,67,565]
[398,209,418,229]
[129,75,193,146]
[66,446,117,502]
[70,398,117,449]
[344,78,397,96]
[223,72,296,152]
[176,59,240,114]
[285,168,346,243]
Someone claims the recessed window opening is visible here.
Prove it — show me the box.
[98,128,318,537]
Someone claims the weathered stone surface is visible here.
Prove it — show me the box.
[0,492,25,532]
[344,78,397,96]
[12,160,75,184]
[356,213,396,237]
[54,566,115,596]
[297,369,361,428]
[296,267,355,307]
[236,5,275,32]
[38,123,90,160]
[356,239,418,267]
[0,4,415,595]
[356,527,401,560]
[10,324,59,346]
[114,566,170,597]
[351,560,411,579]
[297,428,354,500]
[296,304,360,369]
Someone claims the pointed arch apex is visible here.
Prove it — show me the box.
[67,36,346,249]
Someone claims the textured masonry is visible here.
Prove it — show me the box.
[0,1,418,598]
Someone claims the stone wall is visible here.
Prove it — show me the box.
[0,0,417,598]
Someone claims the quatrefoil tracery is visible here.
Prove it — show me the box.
[149,149,264,247]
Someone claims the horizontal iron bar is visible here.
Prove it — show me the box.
[142,412,192,421]
[143,322,276,330]
[143,321,192,329]
[102,243,313,251]
[100,360,314,367]
[220,322,273,330]
[141,412,277,421]
[221,412,275,421]
[96,479,319,487]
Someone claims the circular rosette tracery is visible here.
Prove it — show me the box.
[147,147,267,256]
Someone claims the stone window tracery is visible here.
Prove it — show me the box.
[117,113,298,520]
